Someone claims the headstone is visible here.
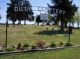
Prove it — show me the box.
[0,46,2,50]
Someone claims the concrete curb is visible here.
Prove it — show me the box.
[0,45,80,55]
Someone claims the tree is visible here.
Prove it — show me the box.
[76,11,80,28]
[73,11,80,28]
[7,0,33,27]
[36,15,42,25]
[48,0,78,30]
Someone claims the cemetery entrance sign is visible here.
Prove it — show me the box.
[40,13,48,20]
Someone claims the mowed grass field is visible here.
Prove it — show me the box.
[0,25,80,46]
[0,47,80,59]
[0,25,80,59]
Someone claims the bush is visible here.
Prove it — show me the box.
[59,41,64,46]
[50,43,56,48]
[65,43,72,47]
[17,43,21,49]
[36,40,46,48]
[11,45,15,48]
[5,47,15,51]
[31,45,36,50]
[23,43,29,47]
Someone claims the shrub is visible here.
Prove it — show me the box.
[36,40,46,48]
[17,43,21,49]
[65,43,72,47]
[5,47,15,51]
[50,43,56,48]
[23,43,29,47]
[59,41,64,46]
[31,45,36,50]
[11,45,15,48]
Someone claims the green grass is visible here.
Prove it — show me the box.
[0,25,80,46]
[0,47,80,59]
[0,25,80,59]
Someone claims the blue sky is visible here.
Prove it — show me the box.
[0,0,80,23]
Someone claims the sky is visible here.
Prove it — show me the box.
[0,0,80,23]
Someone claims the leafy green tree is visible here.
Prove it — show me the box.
[48,0,78,30]
[76,11,80,28]
[36,15,42,25]
[7,0,33,27]
[73,11,80,28]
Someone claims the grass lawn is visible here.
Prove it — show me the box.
[0,47,80,59]
[0,25,80,46]
[0,25,80,59]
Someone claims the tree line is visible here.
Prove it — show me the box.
[48,0,78,30]
[0,0,79,29]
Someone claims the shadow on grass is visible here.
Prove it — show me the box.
[34,29,69,35]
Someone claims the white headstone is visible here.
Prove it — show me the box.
[0,46,2,50]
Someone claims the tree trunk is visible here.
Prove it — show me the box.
[60,10,64,31]
[77,20,79,29]
[72,22,74,28]
[54,20,58,25]
[61,20,64,31]
[24,20,26,25]
[13,21,15,27]
[18,20,21,25]
[37,22,39,26]
[64,22,67,28]
[7,20,9,27]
